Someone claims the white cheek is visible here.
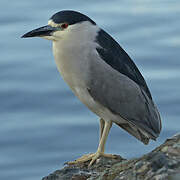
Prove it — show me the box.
[52,31,66,39]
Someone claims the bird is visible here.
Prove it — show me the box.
[22,10,162,166]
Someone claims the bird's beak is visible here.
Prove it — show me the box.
[21,25,57,38]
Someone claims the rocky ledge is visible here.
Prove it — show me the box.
[42,133,180,180]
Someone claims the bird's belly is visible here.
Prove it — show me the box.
[56,61,125,123]
[74,87,126,123]
[74,87,100,113]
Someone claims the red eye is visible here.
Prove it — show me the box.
[61,23,68,29]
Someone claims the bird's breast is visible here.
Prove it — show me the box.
[52,41,127,123]
[52,41,92,91]
[52,41,108,116]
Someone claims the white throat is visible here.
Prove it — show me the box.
[52,21,100,90]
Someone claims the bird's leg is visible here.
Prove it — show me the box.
[67,120,117,167]
[88,120,114,166]
[99,118,105,143]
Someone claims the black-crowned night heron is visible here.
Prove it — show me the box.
[22,10,162,166]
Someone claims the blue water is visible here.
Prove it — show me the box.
[1,1,180,179]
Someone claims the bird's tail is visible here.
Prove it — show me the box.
[116,123,150,145]
[116,102,161,145]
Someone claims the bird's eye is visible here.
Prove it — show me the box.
[61,23,68,29]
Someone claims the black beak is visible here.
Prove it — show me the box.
[21,25,57,38]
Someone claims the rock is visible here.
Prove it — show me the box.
[42,134,180,180]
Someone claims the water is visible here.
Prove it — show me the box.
[1,0,180,179]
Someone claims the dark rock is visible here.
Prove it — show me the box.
[42,133,180,180]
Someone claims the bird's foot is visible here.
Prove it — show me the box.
[67,152,117,167]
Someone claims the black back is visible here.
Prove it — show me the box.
[96,29,152,100]
[50,10,96,25]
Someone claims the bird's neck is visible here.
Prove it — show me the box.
[52,24,100,89]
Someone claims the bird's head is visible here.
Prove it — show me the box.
[22,10,97,42]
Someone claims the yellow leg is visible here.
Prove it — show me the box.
[99,118,105,146]
[67,120,117,167]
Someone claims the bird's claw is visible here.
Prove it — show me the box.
[66,152,117,167]
[88,152,101,167]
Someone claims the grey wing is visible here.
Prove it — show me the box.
[96,29,153,100]
[88,29,161,143]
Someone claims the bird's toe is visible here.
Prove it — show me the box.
[66,152,117,167]
[66,153,95,165]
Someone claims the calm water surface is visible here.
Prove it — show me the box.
[0,1,180,179]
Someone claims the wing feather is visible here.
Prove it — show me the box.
[96,29,152,99]
[87,29,161,141]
